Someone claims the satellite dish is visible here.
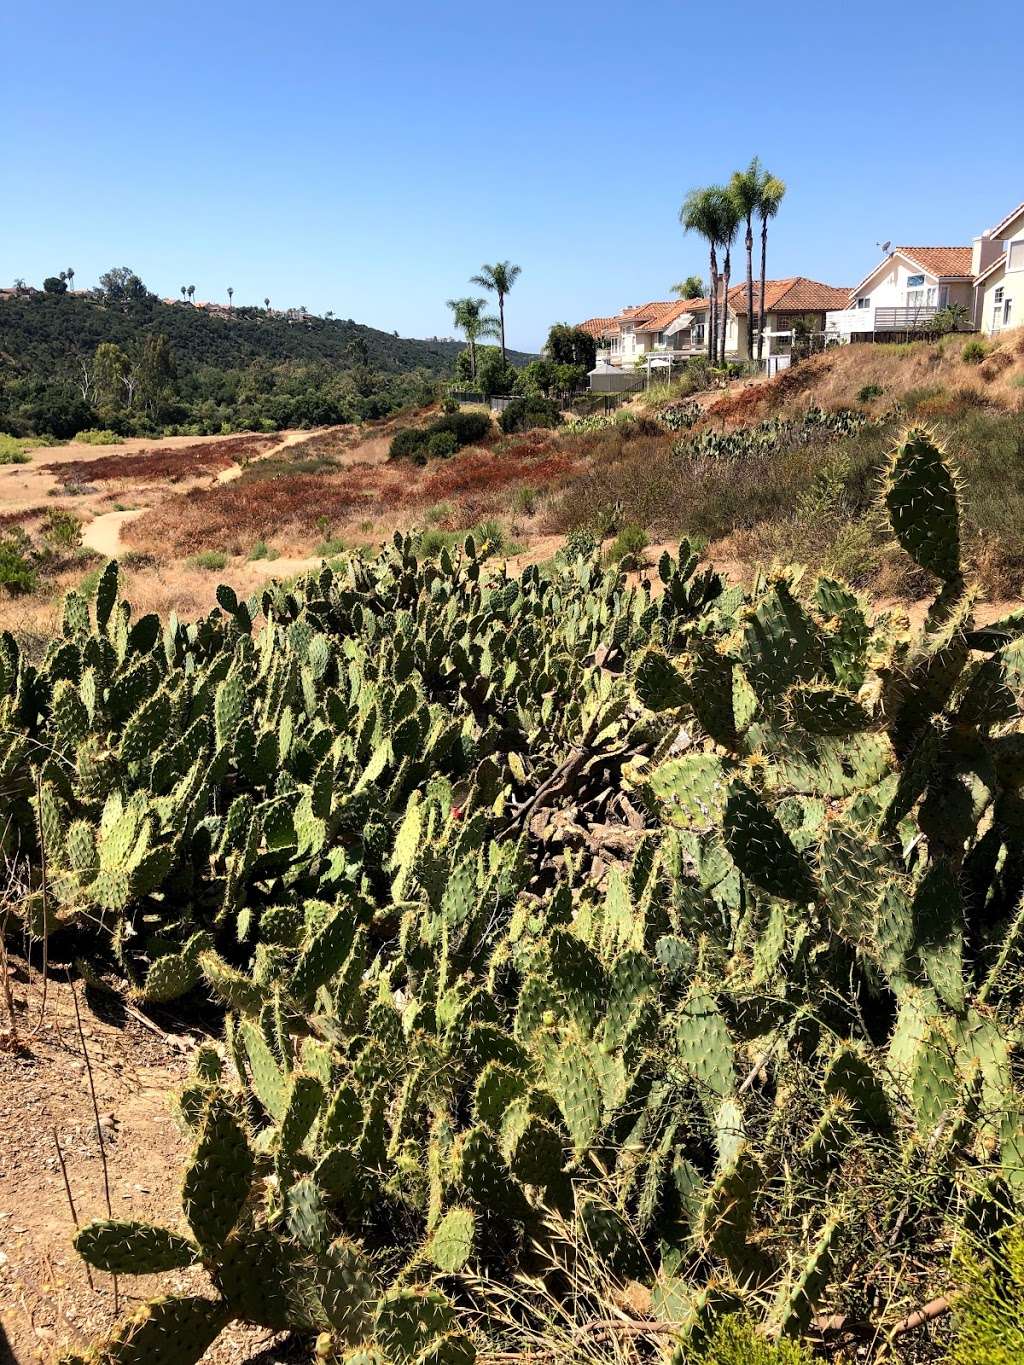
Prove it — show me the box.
[876,240,891,255]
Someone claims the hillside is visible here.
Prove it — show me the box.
[0,291,533,378]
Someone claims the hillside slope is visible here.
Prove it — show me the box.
[0,292,534,377]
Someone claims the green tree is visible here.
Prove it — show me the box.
[671,275,704,299]
[227,286,234,308]
[475,346,519,398]
[93,341,129,406]
[66,266,75,291]
[756,173,786,363]
[680,187,732,362]
[137,334,177,417]
[544,323,596,372]
[43,276,68,294]
[715,190,741,365]
[98,266,148,303]
[729,157,769,360]
[187,284,196,305]
[446,297,498,380]
[470,261,521,363]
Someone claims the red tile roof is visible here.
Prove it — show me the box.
[577,316,619,338]
[895,247,973,279]
[727,277,851,314]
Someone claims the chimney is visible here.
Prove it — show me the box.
[971,230,1001,278]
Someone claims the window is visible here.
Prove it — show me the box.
[907,274,925,287]
[1009,241,1024,271]
[907,289,925,306]
[995,287,1004,305]
[926,287,937,306]
[856,297,870,309]
[1006,298,1014,326]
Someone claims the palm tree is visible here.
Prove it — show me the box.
[446,297,499,380]
[66,267,75,291]
[729,157,768,361]
[181,286,187,303]
[187,284,196,305]
[680,187,732,361]
[227,286,234,308]
[756,174,786,364]
[671,275,704,300]
[716,193,741,366]
[469,261,521,363]
[265,297,271,311]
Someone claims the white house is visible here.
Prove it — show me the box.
[825,247,975,342]
[973,200,1024,336]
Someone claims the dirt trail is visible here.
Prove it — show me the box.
[81,509,145,558]
[215,429,313,484]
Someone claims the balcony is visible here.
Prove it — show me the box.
[826,304,942,338]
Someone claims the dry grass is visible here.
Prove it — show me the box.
[703,326,1024,428]
[44,434,279,484]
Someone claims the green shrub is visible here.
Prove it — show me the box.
[857,383,883,403]
[510,484,538,517]
[190,550,228,571]
[427,430,459,459]
[430,409,493,446]
[498,396,562,435]
[605,522,648,570]
[950,1226,1024,1365]
[0,434,33,465]
[962,339,988,364]
[315,536,348,558]
[43,508,82,549]
[441,395,459,414]
[698,1316,815,1364]
[0,533,38,594]
[248,541,278,561]
[388,427,429,461]
[74,429,123,446]
[425,502,454,526]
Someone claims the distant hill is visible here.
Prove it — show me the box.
[0,292,534,377]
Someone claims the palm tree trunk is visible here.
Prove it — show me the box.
[707,246,718,362]
[499,296,506,363]
[720,251,731,366]
[744,217,754,361]
[757,219,768,363]
[469,333,477,380]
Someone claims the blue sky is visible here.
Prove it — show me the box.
[7,0,1020,353]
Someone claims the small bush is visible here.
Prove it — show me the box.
[510,484,538,517]
[498,397,562,435]
[440,395,459,414]
[0,434,32,465]
[431,410,494,446]
[316,536,348,558]
[190,550,228,570]
[698,1316,814,1364]
[248,540,278,561]
[388,427,429,461]
[962,339,988,364]
[950,1225,1024,1365]
[43,508,82,548]
[857,383,883,402]
[425,502,454,526]
[75,429,123,446]
[0,533,38,595]
[605,522,648,570]
[427,430,459,459]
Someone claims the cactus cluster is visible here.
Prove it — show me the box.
[14,425,1024,1360]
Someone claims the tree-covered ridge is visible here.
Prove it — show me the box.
[0,292,533,376]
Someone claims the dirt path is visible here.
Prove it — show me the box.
[80,509,145,558]
[215,430,314,485]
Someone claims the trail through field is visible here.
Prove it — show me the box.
[80,509,145,557]
[215,428,314,483]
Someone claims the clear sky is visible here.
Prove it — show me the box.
[7,0,1020,353]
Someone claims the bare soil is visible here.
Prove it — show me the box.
[0,968,293,1364]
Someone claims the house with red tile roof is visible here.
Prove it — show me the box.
[825,245,975,342]
[582,278,848,382]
